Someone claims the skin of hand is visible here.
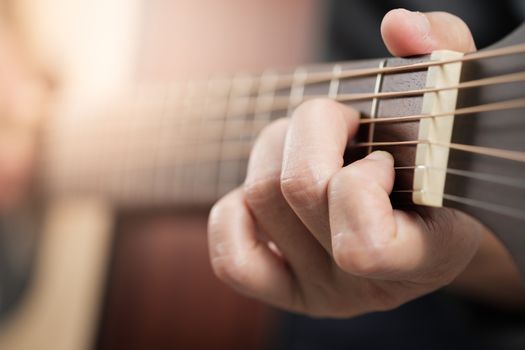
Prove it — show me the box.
[208,9,525,317]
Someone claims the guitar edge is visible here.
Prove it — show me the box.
[0,198,113,350]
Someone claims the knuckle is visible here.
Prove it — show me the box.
[243,174,281,207]
[333,236,386,277]
[243,118,288,207]
[208,195,227,221]
[211,254,250,289]
[327,169,346,196]
[280,168,327,208]
[208,190,237,231]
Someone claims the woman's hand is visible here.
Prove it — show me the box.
[207,9,524,317]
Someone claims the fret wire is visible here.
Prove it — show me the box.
[192,78,214,201]
[145,42,522,98]
[288,67,308,117]
[256,43,525,94]
[328,64,342,99]
[39,43,525,205]
[216,74,253,197]
[87,44,525,116]
[41,96,525,185]
[169,70,525,122]
[367,59,386,154]
[93,96,525,145]
[190,79,213,202]
[205,76,233,201]
[235,75,256,186]
[177,79,198,200]
[252,69,278,138]
[116,138,525,167]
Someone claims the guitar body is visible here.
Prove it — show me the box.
[98,211,273,350]
[0,198,113,350]
[1,0,310,349]
[445,26,525,275]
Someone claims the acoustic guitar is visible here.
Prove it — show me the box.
[0,3,524,348]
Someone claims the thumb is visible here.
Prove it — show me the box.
[381,9,476,57]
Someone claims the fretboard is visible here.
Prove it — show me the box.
[37,23,525,278]
[42,56,416,207]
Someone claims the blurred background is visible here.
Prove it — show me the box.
[0,1,321,349]
[0,1,524,349]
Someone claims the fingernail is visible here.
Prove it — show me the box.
[365,150,394,162]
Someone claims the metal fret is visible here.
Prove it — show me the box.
[328,64,342,99]
[193,77,238,203]
[253,69,278,135]
[367,59,386,154]
[216,74,254,198]
[288,67,308,116]
[174,79,197,201]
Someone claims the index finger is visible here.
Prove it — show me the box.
[280,98,360,252]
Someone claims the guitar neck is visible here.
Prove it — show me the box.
[38,39,525,211]
[35,23,525,279]
[40,56,405,207]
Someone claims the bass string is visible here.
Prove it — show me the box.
[41,96,525,148]
[175,70,525,118]
[104,43,525,121]
[42,138,525,182]
[394,166,525,190]
[166,42,525,98]
[41,99,525,174]
[138,70,525,122]
[352,140,525,163]
[267,43,525,92]
[391,190,525,221]
[41,149,525,219]
[359,97,525,124]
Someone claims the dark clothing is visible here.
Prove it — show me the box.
[276,1,525,349]
[325,0,524,60]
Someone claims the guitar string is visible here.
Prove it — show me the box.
[394,166,525,189]
[359,97,525,124]
[147,70,525,121]
[41,97,525,169]
[170,42,525,97]
[265,43,525,92]
[206,96,525,139]
[352,140,525,163]
[178,70,525,117]
[390,190,525,220]
[44,93,525,142]
[98,97,525,143]
[40,44,525,207]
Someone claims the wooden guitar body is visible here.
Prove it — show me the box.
[98,210,273,350]
[0,198,113,350]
